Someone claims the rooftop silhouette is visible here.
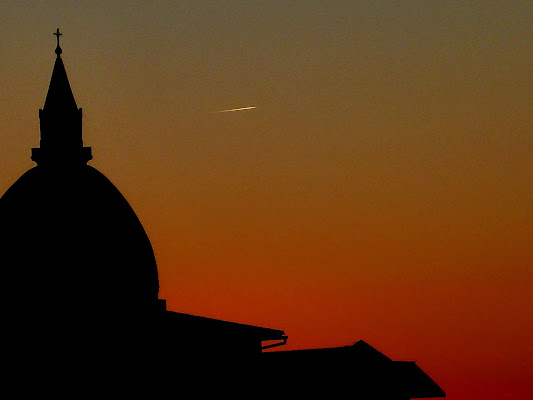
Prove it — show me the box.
[0,30,445,399]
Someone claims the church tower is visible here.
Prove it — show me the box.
[0,31,161,334]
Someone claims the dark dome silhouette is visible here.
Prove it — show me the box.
[0,164,159,314]
[0,32,158,318]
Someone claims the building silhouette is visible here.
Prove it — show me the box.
[0,32,445,399]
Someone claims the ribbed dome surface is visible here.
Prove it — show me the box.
[0,164,159,315]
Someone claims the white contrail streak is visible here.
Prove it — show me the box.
[215,106,256,113]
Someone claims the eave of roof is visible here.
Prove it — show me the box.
[162,310,285,341]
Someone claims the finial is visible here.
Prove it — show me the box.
[53,28,63,57]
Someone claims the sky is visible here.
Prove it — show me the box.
[1,1,532,399]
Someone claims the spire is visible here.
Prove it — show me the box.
[43,53,78,112]
[32,29,91,165]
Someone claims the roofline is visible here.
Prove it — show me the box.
[164,310,286,340]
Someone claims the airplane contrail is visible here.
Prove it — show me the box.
[215,106,256,113]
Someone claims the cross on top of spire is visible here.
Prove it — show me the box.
[54,28,63,57]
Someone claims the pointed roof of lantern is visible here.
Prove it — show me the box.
[43,55,78,112]
[43,28,78,112]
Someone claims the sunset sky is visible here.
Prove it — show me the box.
[1,2,531,399]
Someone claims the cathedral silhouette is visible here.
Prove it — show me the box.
[1,32,445,399]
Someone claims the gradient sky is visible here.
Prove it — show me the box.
[1,2,532,399]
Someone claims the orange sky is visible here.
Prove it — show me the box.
[1,2,532,399]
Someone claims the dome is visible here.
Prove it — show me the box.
[0,164,159,315]
[1,30,162,366]
[0,34,160,326]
